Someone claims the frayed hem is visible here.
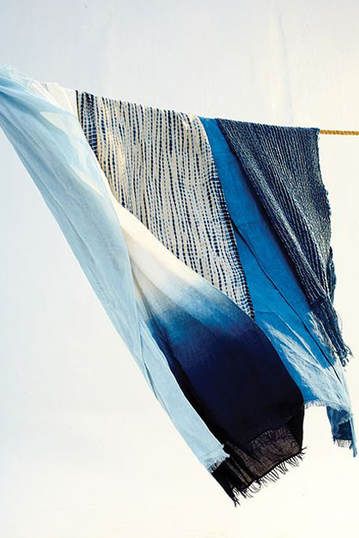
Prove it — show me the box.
[213,448,305,506]
[207,453,229,473]
[233,449,305,504]
[304,400,356,454]
[333,438,352,449]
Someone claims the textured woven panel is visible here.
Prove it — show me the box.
[217,118,349,363]
[77,91,253,317]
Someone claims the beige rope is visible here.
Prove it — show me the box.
[320,129,359,136]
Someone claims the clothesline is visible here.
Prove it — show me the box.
[320,129,359,135]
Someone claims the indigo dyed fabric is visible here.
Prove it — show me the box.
[217,119,350,366]
[0,65,355,505]
[200,117,356,454]
[77,91,253,317]
[0,66,229,475]
[0,66,306,504]
[76,89,306,500]
[129,206,305,501]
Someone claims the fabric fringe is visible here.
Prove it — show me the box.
[312,297,352,366]
[333,438,353,449]
[207,453,229,473]
[304,399,355,453]
[305,399,356,456]
[213,449,305,505]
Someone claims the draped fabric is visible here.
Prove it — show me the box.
[74,87,305,499]
[0,67,229,473]
[217,119,350,366]
[200,117,356,453]
[0,65,355,505]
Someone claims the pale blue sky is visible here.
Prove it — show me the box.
[1,1,359,537]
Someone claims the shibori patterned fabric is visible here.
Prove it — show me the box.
[76,92,254,317]
[0,66,355,505]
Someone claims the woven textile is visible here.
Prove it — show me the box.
[217,119,350,365]
[77,92,253,317]
[201,116,356,454]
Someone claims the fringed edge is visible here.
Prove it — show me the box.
[333,438,353,449]
[236,450,305,501]
[213,449,305,506]
[312,297,352,367]
[304,399,328,409]
[304,399,356,455]
[206,452,229,473]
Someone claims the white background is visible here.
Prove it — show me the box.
[0,1,358,537]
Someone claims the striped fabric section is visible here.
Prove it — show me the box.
[77,92,254,317]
